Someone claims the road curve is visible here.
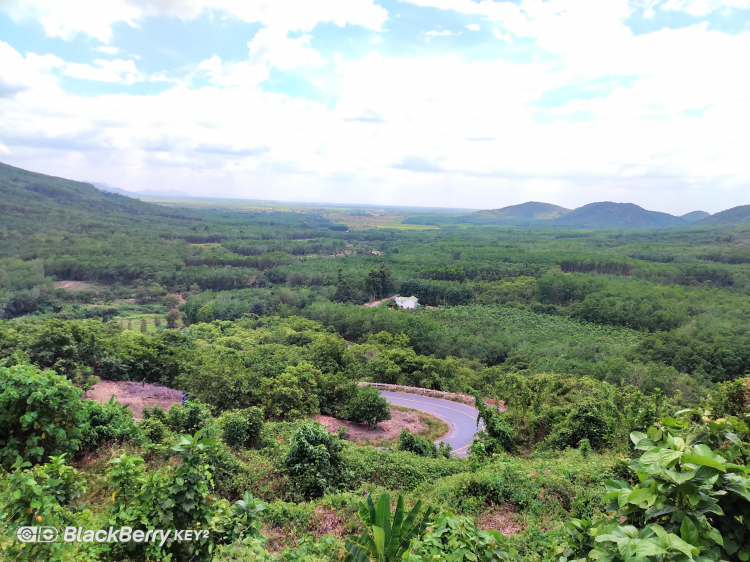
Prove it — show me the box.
[379,391,480,457]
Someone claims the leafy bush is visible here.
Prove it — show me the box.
[166,400,214,435]
[262,363,321,420]
[138,417,169,443]
[105,432,220,561]
[406,513,521,561]
[344,385,392,428]
[285,421,350,500]
[561,409,750,562]
[398,429,438,458]
[218,407,265,449]
[0,364,84,470]
[0,455,87,561]
[473,394,516,455]
[545,400,609,451]
[79,396,141,450]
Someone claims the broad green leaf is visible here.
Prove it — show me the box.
[635,538,668,557]
[647,426,663,442]
[627,488,653,506]
[659,449,683,468]
[664,469,695,484]
[682,454,726,473]
[372,525,385,556]
[630,432,648,446]
[680,516,700,547]
[706,526,723,546]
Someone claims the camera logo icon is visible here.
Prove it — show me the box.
[16,526,59,543]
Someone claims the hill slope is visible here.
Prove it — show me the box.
[681,211,711,223]
[0,161,193,233]
[697,205,750,226]
[552,202,685,229]
[472,201,571,221]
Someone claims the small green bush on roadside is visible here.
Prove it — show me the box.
[398,429,438,458]
[344,385,391,428]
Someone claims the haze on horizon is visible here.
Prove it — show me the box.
[0,0,749,215]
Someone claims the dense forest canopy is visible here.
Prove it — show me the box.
[1,162,749,561]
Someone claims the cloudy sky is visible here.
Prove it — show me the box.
[0,0,748,213]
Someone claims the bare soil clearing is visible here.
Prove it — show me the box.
[476,503,525,536]
[87,380,183,419]
[315,406,448,443]
[53,280,95,291]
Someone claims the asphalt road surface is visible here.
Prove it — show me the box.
[379,391,481,457]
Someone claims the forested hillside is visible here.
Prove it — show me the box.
[1,163,749,561]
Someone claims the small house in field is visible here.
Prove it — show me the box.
[395,296,419,309]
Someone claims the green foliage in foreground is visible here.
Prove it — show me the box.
[0,364,84,470]
[344,493,432,562]
[559,408,750,562]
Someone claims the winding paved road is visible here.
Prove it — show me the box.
[379,391,481,457]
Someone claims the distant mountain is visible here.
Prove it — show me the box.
[472,201,570,220]
[552,202,685,229]
[88,181,189,199]
[680,211,711,223]
[697,204,750,226]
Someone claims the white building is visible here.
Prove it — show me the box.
[394,296,419,309]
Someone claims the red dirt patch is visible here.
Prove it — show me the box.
[475,503,525,536]
[311,506,347,539]
[315,407,443,443]
[87,380,183,419]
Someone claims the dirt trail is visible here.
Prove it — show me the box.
[363,295,397,307]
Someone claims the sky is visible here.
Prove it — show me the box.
[0,0,749,214]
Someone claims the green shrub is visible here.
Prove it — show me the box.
[438,441,453,459]
[142,404,168,422]
[0,364,84,470]
[285,421,350,500]
[346,447,465,492]
[472,394,516,456]
[562,409,750,562]
[218,407,264,449]
[79,396,141,450]
[166,400,214,435]
[0,455,86,561]
[398,429,438,458]
[138,417,169,443]
[406,513,521,561]
[344,385,391,428]
[546,400,609,451]
[104,432,220,561]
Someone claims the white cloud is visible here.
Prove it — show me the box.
[97,46,119,55]
[247,29,325,70]
[1,3,750,212]
[63,59,143,84]
[492,28,512,44]
[465,23,480,31]
[660,0,750,15]
[0,0,140,42]
[0,0,388,41]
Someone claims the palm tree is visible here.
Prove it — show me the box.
[344,493,432,562]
